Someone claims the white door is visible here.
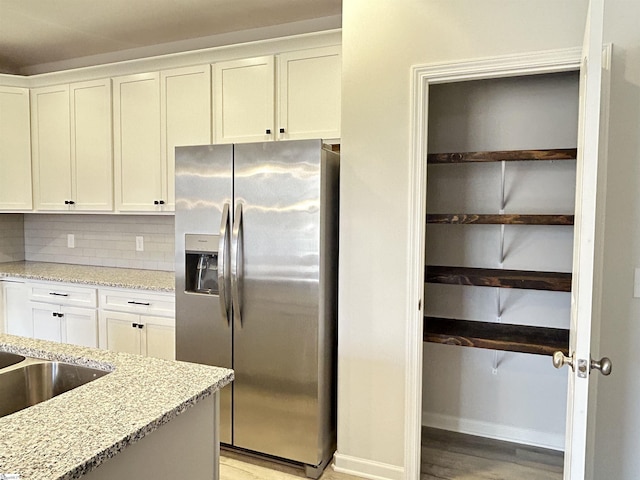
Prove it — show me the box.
[63,306,98,348]
[70,79,113,211]
[0,86,32,210]
[214,56,275,143]
[560,0,610,478]
[277,46,341,140]
[141,315,175,360]
[31,302,62,343]
[31,85,72,211]
[161,65,212,210]
[101,310,142,355]
[113,72,163,212]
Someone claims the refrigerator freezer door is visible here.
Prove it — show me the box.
[175,144,233,444]
[232,140,324,464]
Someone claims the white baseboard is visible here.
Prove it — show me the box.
[333,452,404,480]
[422,411,565,451]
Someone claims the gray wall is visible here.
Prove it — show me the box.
[22,215,174,271]
[0,214,25,262]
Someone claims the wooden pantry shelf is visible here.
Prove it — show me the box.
[426,213,574,225]
[423,316,569,356]
[426,148,577,164]
[425,265,572,292]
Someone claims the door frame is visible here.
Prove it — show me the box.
[405,47,583,479]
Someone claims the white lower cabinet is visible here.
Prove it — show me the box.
[98,288,175,360]
[30,302,98,348]
[2,280,30,337]
[27,282,98,348]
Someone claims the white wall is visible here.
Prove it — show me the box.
[338,1,588,478]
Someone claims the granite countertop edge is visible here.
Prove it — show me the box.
[0,261,175,292]
[0,335,234,480]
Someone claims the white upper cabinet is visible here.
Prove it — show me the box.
[70,79,113,211]
[0,86,32,211]
[161,65,212,210]
[214,56,275,144]
[214,46,341,144]
[31,85,72,211]
[277,46,341,141]
[113,72,163,212]
[31,80,112,211]
[115,67,211,212]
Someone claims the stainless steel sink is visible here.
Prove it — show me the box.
[0,351,25,369]
[0,357,110,418]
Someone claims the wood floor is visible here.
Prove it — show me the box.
[220,449,362,480]
[220,428,564,480]
[421,427,563,480]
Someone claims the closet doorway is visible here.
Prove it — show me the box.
[421,70,579,479]
[406,9,610,475]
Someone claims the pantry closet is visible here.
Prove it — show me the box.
[421,71,580,477]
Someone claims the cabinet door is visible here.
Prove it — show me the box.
[277,46,341,140]
[31,301,62,343]
[99,310,141,355]
[214,56,275,144]
[70,79,113,211]
[3,281,31,337]
[0,86,32,210]
[161,66,212,211]
[31,85,72,211]
[113,73,163,212]
[62,306,98,348]
[142,315,176,360]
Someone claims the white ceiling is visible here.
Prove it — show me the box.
[0,0,342,75]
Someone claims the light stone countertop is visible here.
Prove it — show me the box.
[0,334,234,480]
[0,261,174,292]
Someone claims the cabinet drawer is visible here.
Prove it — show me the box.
[28,282,97,308]
[99,288,175,317]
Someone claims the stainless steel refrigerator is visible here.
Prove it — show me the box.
[175,139,339,477]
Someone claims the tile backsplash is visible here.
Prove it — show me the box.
[23,214,175,271]
[0,214,26,262]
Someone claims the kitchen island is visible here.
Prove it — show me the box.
[0,334,233,480]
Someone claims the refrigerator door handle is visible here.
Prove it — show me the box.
[231,203,243,326]
[218,203,231,325]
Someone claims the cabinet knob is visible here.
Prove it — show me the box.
[265,129,271,135]
[279,128,285,134]
[154,200,159,205]
[159,200,165,205]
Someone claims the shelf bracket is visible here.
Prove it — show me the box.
[493,160,507,374]
[492,288,503,374]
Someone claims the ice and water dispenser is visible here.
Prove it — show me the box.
[184,234,219,295]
